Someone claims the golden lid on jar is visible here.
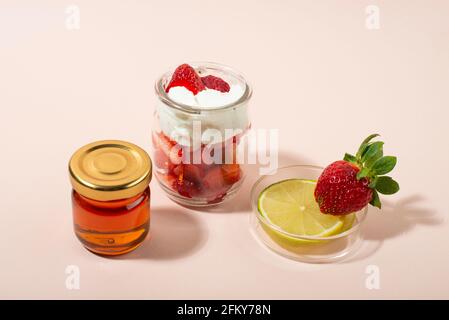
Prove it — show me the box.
[69,140,152,201]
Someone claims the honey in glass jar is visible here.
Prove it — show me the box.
[69,140,152,256]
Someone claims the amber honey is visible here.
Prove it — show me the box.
[69,140,152,256]
[72,188,150,255]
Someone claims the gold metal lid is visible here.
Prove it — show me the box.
[69,140,152,201]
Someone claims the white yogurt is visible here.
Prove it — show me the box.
[157,84,249,147]
[168,85,244,108]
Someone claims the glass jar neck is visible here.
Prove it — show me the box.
[73,187,150,209]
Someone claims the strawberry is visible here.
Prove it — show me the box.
[154,149,174,172]
[172,164,184,177]
[152,132,183,165]
[175,179,200,198]
[165,64,206,95]
[201,75,230,93]
[202,167,232,203]
[314,161,373,215]
[156,172,177,190]
[202,166,226,191]
[221,164,241,184]
[183,164,204,184]
[172,165,201,198]
[222,136,238,164]
[314,134,399,215]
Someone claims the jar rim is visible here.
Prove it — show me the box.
[155,61,252,114]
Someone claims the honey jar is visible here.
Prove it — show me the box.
[69,140,152,256]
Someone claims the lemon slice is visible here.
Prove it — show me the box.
[341,212,356,233]
[258,179,350,243]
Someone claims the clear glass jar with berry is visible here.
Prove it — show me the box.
[153,62,252,207]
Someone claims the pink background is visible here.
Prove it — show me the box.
[1,0,448,299]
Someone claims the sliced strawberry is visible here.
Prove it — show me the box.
[154,148,167,168]
[170,165,197,198]
[156,172,177,190]
[152,132,183,165]
[175,179,198,198]
[222,138,238,164]
[202,167,232,203]
[201,75,230,93]
[221,164,241,184]
[165,64,206,95]
[154,149,174,172]
[202,166,226,191]
[183,164,204,185]
[172,164,184,177]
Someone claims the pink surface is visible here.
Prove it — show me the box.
[0,0,448,299]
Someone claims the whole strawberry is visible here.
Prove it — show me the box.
[314,134,399,215]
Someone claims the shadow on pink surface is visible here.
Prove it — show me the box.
[362,195,441,240]
[113,206,208,260]
[344,194,441,262]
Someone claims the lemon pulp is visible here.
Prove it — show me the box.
[257,179,354,244]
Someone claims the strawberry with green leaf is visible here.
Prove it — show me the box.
[314,134,399,215]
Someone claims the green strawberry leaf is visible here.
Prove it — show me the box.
[356,134,380,159]
[344,153,357,163]
[356,167,372,180]
[361,133,380,145]
[369,176,378,188]
[375,176,400,195]
[372,156,397,175]
[369,189,382,209]
[361,141,384,168]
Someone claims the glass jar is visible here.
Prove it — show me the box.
[153,62,252,207]
[69,140,152,256]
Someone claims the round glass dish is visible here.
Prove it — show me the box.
[249,165,367,263]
